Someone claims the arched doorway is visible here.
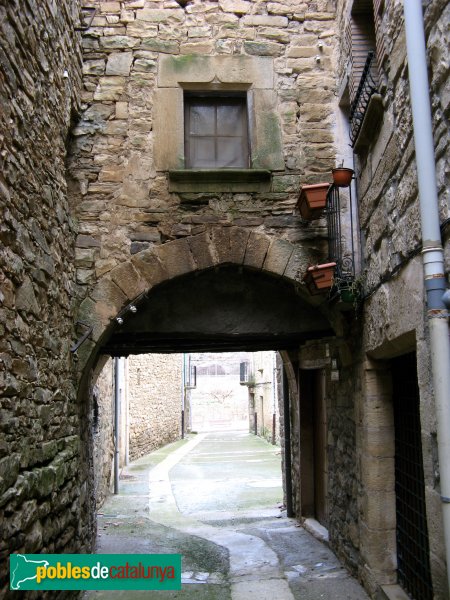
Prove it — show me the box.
[73,230,339,544]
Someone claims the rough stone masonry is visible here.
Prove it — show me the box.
[0,0,91,597]
[1,0,449,598]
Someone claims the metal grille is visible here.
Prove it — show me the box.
[326,185,355,279]
[392,353,433,600]
[349,51,379,145]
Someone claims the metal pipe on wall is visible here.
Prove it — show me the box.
[124,358,129,467]
[404,1,450,590]
[181,353,186,439]
[283,367,293,518]
[272,352,277,445]
[114,357,120,495]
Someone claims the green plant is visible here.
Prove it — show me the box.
[332,274,365,311]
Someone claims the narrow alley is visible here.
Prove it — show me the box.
[85,431,368,600]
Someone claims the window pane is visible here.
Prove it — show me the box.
[189,104,215,136]
[190,137,216,168]
[217,104,245,136]
[185,96,249,168]
[216,137,246,168]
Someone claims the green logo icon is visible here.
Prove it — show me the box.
[10,554,182,590]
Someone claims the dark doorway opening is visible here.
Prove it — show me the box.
[392,352,433,600]
[299,369,329,528]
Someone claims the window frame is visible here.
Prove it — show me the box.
[184,92,250,170]
[154,55,284,191]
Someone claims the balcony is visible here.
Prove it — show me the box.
[349,51,384,154]
[300,170,362,305]
[326,183,363,305]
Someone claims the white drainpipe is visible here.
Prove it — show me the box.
[404,1,450,590]
[114,357,120,495]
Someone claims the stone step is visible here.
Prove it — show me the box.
[377,584,411,600]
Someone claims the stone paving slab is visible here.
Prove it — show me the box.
[85,432,369,600]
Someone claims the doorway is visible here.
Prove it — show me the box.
[392,352,433,600]
[299,369,329,527]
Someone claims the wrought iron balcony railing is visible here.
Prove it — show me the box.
[349,51,379,146]
[326,185,355,282]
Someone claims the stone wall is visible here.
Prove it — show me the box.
[0,1,446,599]
[127,354,182,460]
[0,0,88,596]
[67,0,338,295]
[92,359,114,508]
[334,0,450,596]
[327,355,360,574]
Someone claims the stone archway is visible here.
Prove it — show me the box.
[73,226,341,554]
[75,226,335,375]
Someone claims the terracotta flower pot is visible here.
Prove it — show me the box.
[303,262,336,295]
[297,182,330,220]
[332,167,354,187]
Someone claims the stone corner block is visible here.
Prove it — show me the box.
[90,278,128,322]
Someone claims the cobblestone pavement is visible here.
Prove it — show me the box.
[85,431,369,599]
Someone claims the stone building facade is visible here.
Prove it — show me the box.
[92,358,114,508]
[91,354,182,507]
[242,351,280,443]
[329,1,450,598]
[0,1,449,599]
[127,353,182,460]
[189,352,250,431]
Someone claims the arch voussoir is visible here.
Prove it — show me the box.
[110,261,148,301]
[187,231,216,271]
[243,231,271,269]
[77,297,109,343]
[90,278,128,324]
[284,246,309,282]
[263,238,295,277]
[154,237,196,279]
[228,226,251,264]
[131,249,169,289]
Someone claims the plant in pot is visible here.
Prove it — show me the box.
[333,274,364,309]
[332,161,354,187]
[297,182,330,220]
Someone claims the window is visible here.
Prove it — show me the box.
[342,0,384,152]
[184,94,249,169]
[154,55,284,191]
[348,2,378,104]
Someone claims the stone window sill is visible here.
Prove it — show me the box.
[168,169,271,192]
